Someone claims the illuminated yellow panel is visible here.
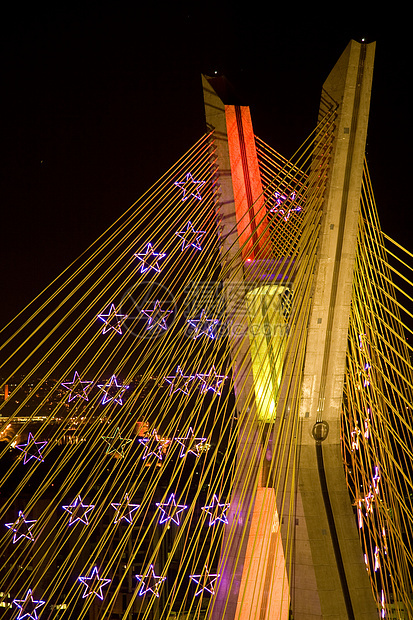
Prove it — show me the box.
[246,285,288,422]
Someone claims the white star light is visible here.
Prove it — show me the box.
[156,493,187,526]
[136,565,166,597]
[98,375,129,405]
[12,589,45,620]
[62,495,95,526]
[78,566,111,600]
[372,466,380,494]
[139,429,170,461]
[134,243,166,274]
[197,366,227,395]
[164,366,196,395]
[201,495,230,526]
[111,494,140,524]
[141,300,173,331]
[187,309,219,339]
[189,566,220,595]
[5,511,36,543]
[175,221,206,250]
[101,427,132,457]
[174,427,208,458]
[97,303,128,335]
[351,426,361,451]
[269,190,301,221]
[174,173,205,201]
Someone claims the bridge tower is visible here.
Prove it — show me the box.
[203,40,378,619]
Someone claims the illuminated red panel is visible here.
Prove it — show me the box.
[225,105,272,261]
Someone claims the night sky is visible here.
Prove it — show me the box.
[1,4,411,328]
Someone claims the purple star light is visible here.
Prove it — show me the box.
[15,433,47,464]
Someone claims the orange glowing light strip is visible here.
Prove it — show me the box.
[225,105,272,261]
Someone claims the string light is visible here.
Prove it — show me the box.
[0,103,412,620]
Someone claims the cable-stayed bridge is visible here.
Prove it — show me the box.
[0,40,412,620]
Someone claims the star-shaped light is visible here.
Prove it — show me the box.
[15,432,47,464]
[380,590,386,618]
[13,589,45,620]
[187,309,219,339]
[175,221,206,251]
[164,366,196,395]
[141,300,173,331]
[156,493,188,526]
[139,429,170,461]
[363,490,375,514]
[201,495,230,526]
[363,362,371,387]
[189,566,220,596]
[269,190,301,221]
[98,375,129,405]
[5,511,36,543]
[356,490,375,528]
[97,303,128,335]
[136,565,166,597]
[61,371,93,402]
[197,366,227,395]
[175,427,208,458]
[351,426,361,451]
[62,495,95,526]
[134,243,166,274]
[78,566,111,600]
[111,493,140,524]
[101,427,132,457]
[372,466,380,495]
[374,546,380,571]
[382,527,388,555]
[174,173,205,201]
[364,413,370,439]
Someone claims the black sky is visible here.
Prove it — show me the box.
[1,4,411,327]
